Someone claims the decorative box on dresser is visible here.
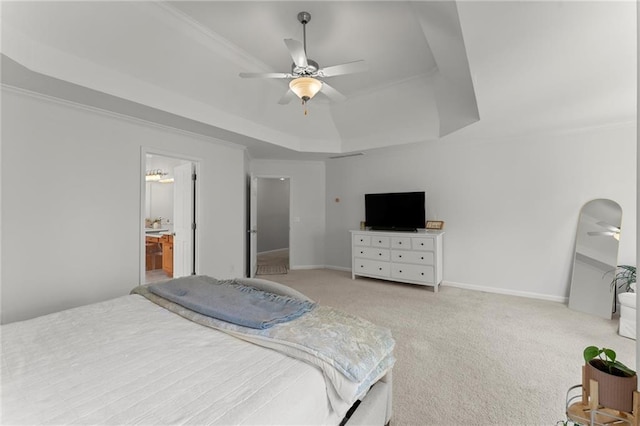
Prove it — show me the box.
[350,230,444,291]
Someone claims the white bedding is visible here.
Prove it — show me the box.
[1,295,341,425]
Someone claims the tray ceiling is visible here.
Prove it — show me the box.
[1,1,635,160]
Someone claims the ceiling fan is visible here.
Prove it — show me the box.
[587,221,621,240]
[239,11,367,115]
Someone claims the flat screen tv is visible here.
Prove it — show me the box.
[365,191,426,232]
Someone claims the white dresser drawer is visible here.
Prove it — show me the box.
[351,229,443,291]
[371,236,390,248]
[354,259,390,277]
[391,263,434,283]
[353,234,371,246]
[391,250,434,265]
[354,247,390,261]
[412,237,435,251]
[391,237,411,249]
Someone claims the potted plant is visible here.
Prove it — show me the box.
[583,346,637,412]
[611,265,637,293]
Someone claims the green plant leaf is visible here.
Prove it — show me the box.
[611,265,637,292]
[603,348,616,363]
[614,360,636,377]
[584,346,600,363]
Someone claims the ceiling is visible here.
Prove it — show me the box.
[1,1,636,160]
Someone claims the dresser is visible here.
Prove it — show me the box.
[350,230,444,291]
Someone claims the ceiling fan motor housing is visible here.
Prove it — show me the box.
[292,59,319,76]
[297,11,311,24]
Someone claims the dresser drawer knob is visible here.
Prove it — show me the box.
[420,256,424,260]
[421,272,424,276]
[399,270,402,273]
[379,267,382,271]
[399,255,402,258]
[398,242,402,245]
[360,251,364,254]
[378,240,382,243]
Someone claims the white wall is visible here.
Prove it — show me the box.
[325,124,637,301]
[2,88,634,323]
[257,178,290,253]
[251,160,326,269]
[1,88,246,324]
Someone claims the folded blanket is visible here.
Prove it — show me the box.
[148,275,316,329]
[132,280,395,411]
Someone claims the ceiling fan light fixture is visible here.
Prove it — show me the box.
[289,77,322,101]
[239,10,364,113]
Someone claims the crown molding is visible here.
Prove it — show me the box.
[1,84,247,153]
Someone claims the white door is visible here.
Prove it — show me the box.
[173,163,194,277]
[249,176,258,277]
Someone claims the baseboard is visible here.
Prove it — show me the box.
[290,265,327,270]
[325,265,352,273]
[289,265,351,272]
[442,280,568,303]
[291,267,569,303]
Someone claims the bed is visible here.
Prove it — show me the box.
[1,276,394,425]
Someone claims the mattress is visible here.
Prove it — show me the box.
[1,294,340,425]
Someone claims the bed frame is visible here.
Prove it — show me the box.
[344,370,393,425]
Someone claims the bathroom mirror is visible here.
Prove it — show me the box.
[568,199,622,319]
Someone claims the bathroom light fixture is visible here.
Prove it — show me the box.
[145,169,168,182]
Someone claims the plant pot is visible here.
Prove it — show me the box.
[585,360,637,412]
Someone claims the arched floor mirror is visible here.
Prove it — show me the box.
[568,199,622,319]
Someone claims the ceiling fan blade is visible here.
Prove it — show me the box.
[319,81,347,103]
[588,231,617,237]
[239,72,291,79]
[284,38,308,68]
[319,60,368,77]
[596,221,620,232]
[278,89,297,105]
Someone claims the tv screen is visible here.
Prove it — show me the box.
[365,191,426,231]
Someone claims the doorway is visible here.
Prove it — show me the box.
[248,177,291,277]
[142,153,197,284]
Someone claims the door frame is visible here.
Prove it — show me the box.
[248,175,292,277]
[140,147,201,284]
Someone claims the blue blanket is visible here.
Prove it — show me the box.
[148,276,316,329]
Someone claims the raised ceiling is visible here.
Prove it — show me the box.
[1,1,636,160]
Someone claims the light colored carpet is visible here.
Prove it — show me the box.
[271,269,635,425]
